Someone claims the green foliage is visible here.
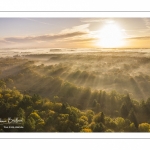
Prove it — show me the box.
[120,103,128,118]
[0,80,6,88]
[28,112,41,120]
[85,110,95,123]
[0,86,150,132]
[93,112,105,124]
[128,109,138,128]
[92,122,105,132]
[17,108,25,118]
[115,117,126,131]
[105,117,117,130]
[128,123,137,132]
[24,117,36,132]
[81,128,92,132]
[138,123,150,132]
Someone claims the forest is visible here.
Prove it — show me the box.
[0,51,150,132]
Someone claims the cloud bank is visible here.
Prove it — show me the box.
[0,24,96,48]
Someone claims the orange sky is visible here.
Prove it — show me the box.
[1,18,150,49]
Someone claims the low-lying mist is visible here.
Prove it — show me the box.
[1,48,150,101]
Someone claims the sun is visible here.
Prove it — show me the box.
[98,23,125,48]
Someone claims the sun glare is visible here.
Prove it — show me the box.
[98,23,125,48]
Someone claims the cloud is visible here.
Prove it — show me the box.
[70,37,97,43]
[127,36,150,40]
[35,31,87,41]
[80,18,115,24]
[5,37,33,43]
[0,24,92,48]
[25,18,52,25]
[0,39,8,44]
[143,18,150,29]
[1,24,90,44]
[60,24,90,34]
[0,39,14,44]
[80,18,102,23]
[4,31,88,43]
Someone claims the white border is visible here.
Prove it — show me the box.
[1,12,150,18]
[0,133,150,139]
[0,0,150,11]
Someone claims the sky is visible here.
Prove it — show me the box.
[1,18,150,49]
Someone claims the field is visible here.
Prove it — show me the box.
[0,49,150,132]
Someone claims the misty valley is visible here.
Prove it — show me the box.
[0,50,150,132]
